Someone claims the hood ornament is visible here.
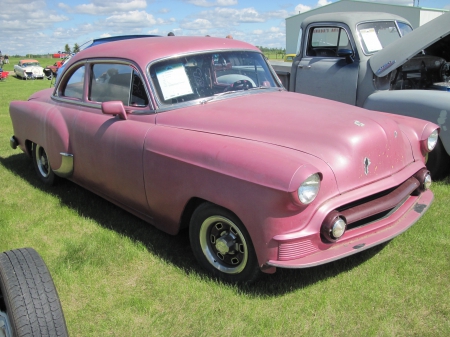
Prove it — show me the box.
[364,157,371,175]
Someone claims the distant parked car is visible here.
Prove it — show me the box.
[14,59,44,79]
[9,36,438,283]
[45,60,64,77]
[284,54,296,62]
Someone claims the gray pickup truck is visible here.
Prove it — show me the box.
[272,11,450,179]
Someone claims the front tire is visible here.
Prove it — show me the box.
[189,203,261,283]
[32,143,58,185]
[0,248,69,337]
[426,137,450,180]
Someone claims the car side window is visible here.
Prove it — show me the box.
[63,66,85,100]
[89,63,148,107]
[307,26,351,57]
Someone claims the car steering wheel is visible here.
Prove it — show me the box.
[224,80,253,92]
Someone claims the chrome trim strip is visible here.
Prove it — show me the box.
[54,152,74,178]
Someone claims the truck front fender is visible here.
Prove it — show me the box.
[363,90,450,155]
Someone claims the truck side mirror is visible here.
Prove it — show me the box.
[338,49,354,64]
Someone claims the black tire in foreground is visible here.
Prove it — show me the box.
[189,202,262,284]
[0,248,68,337]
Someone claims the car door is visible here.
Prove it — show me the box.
[58,61,155,216]
[295,24,359,105]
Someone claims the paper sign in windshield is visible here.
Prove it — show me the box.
[360,28,383,53]
[156,63,193,100]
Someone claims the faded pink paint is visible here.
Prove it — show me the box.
[9,36,438,276]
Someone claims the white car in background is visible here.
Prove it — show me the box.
[14,59,44,79]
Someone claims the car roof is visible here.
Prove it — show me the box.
[301,11,410,29]
[90,34,160,47]
[20,59,39,63]
[66,36,261,69]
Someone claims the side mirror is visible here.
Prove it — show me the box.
[101,101,127,120]
[337,49,354,64]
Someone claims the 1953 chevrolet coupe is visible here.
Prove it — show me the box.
[9,36,438,282]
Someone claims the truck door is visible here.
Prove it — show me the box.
[295,25,359,105]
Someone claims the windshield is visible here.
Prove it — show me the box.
[357,20,413,54]
[22,62,40,67]
[149,51,279,105]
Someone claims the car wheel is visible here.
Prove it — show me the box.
[189,202,261,283]
[426,137,450,180]
[32,143,58,185]
[0,248,69,337]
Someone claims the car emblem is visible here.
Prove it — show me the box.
[376,60,396,75]
[364,157,371,175]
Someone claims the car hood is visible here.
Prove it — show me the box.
[156,91,415,193]
[370,11,450,77]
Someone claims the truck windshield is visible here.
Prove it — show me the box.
[357,20,413,54]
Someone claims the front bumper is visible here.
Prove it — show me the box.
[267,165,433,269]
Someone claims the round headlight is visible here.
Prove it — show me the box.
[424,173,432,190]
[427,129,438,152]
[331,217,346,239]
[298,173,321,204]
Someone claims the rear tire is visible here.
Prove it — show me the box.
[0,248,68,337]
[426,137,450,180]
[32,143,58,185]
[189,203,261,283]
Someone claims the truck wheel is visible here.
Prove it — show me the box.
[32,143,58,185]
[426,137,450,180]
[189,203,261,283]
[0,248,68,337]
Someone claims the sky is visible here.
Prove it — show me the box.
[0,0,449,56]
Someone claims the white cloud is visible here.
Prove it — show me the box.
[183,0,237,7]
[63,0,147,15]
[181,18,213,30]
[294,4,311,13]
[317,0,332,6]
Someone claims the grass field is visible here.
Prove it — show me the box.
[0,74,449,336]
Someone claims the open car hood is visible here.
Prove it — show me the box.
[370,11,450,77]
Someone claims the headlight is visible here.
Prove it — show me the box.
[298,173,320,204]
[427,129,438,152]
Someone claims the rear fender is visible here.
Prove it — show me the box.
[363,90,450,156]
[9,101,72,176]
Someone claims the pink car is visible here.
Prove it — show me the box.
[9,36,438,283]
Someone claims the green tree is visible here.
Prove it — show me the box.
[64,44,71,54]
[73,43,80,53]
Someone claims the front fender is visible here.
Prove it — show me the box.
[363,90,450,155]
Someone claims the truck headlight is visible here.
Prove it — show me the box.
[427,129,438,152]
[298,173,320,204]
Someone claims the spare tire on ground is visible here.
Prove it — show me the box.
[0,248,68,337]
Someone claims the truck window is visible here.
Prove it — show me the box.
[307,26,351,57]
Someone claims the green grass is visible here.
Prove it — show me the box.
[1,78,449,336]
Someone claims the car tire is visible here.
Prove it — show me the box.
[0,248,69,337]
[426,137,450,180]
[32,143,58,185]
[189,202,261,283]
